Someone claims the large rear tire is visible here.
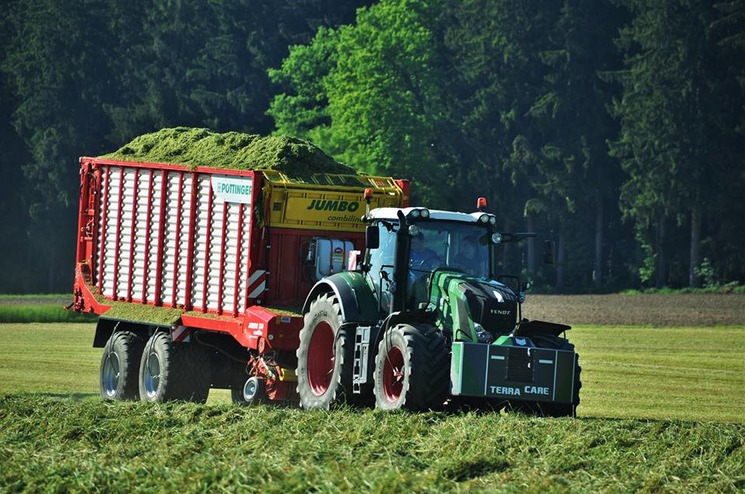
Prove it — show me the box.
[296,293,369,409]
[100,331,144,401]
[373,323,449,411]
[139,331,212,403]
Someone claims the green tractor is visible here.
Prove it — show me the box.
[295,198,581,416]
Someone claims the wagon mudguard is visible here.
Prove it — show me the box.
[301,272,379,324]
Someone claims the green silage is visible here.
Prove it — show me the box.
[101,303,184,327]
[100,127,357,178]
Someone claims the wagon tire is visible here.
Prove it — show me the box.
[100,331,145,401]
[139,331,212,403]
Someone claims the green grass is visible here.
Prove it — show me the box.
[2,323,743,422]
[1,323,744,492]
[0,396,743,493]
[0,324,100,395]
[0,294,96,323]
[571,326,745,423]
[0,305,97,323]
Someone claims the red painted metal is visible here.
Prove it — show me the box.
[217,202,229,315]
[307,321,334,396]
[232,203,245,317]
[264,228,364,306]
[183,173,200,311]
[171,172,185,308]
[383,346,405,402]
[396,179,411,207]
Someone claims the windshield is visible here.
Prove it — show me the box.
[409,222,490,279]
[365,219,492,313]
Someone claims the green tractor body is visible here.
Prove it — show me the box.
[296,204,580,415]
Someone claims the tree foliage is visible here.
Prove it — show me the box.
[0,0,372,292]
[2,0,744,292]
[270,0,745,290]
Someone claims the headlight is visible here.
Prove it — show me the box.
[420,209,430,218]
[491,233,503,244]
[410,209,421,218]
[478,214,490,224]
[409,225,421,236]
[489,216,497,225]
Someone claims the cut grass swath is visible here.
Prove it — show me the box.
[0,396,743,493]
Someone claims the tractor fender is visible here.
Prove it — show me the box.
[371,310,438,352]
[301,272,379,324]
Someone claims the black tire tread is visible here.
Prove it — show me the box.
[374,323,449,412]
[100,330,144,401]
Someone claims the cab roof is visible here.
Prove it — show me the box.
[367,206,492,224]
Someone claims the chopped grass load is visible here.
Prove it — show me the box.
[99,127,357,179]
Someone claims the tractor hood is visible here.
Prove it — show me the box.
[429,271,519,343]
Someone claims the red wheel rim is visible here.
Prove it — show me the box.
[383,346,405,402]
[307,321,334,396]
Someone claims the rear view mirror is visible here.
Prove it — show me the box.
[366,225,379,249]
[543,240,555,265]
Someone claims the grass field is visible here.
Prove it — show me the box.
[1,294,744,492]
[1,323,743,423]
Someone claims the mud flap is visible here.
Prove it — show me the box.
[450,342,577,404]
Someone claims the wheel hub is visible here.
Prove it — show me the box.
[306,322,335,396]
[383,347,405,402]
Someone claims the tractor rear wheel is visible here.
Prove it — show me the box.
[100,331,144,400]
[373,323,449,411]
[296,293,368,409]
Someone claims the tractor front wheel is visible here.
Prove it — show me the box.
[373,324,449,411]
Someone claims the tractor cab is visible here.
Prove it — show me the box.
[361,198,534,345]
[363,206,496,307]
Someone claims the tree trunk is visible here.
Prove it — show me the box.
[689,205,702,288]
[556,230,565,290]
[655,213,666,289]
[526,213,536,274]
[594,193,604,288]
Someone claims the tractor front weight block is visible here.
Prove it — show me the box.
[450,342,577,404]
